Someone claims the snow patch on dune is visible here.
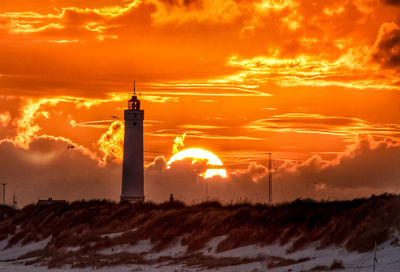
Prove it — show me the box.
[100,228,138,239]
[0,236,51,261]
[99,239,153,255]
[146,239,188,260]
[2,234,400,271]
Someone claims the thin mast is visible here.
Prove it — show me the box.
[1,183,7,205]
[268,153,272,204]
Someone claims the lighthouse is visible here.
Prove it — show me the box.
[121,84,144,202]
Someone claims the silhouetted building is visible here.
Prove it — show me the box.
[121,84,145,202]
[37,198,67,206]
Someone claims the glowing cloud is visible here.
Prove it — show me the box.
[172,131,187,155]
[71,120,113,129]
[13,98,54,149]
[0,112,11,127]
[97,120,124,163]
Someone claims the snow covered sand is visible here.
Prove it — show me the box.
[1,233,400,271]
[0,236,51,261]
[2,197,400,271]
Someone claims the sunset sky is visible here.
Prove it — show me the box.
[1,0,400,205]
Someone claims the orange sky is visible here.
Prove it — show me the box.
[1,0,400,205]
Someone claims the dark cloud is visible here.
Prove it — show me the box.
[145,156,268,203]
[318,137,400,189]
[146,136,400,203]
[0,137,268,206]
[158,0,198,7]
[372,23,400,69]
[384,0,400,6]
[2,134,400,207]
[0,139,121,206]
[275,136,400,199]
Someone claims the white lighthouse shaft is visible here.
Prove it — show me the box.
[121,93,144,202]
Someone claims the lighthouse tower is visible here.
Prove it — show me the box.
[121,83,144,202]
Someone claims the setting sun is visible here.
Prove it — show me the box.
[167,148,227,178]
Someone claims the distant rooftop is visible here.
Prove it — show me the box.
[37,198,67,206]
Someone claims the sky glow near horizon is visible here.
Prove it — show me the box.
[1,0,400,205]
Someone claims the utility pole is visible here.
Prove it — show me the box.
[13,194,17,209]
[1,183,7,205]
[373,241,377,272]
[267,153,272,204]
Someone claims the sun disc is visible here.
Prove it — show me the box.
[167,148,227,178]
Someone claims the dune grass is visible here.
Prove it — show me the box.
[0,194,399,268]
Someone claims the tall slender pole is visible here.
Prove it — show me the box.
[267,153,272,204]
[1,183,7,205]
[373,241,377,272]
[13,194,17,209]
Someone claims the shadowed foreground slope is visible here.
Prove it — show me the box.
[0,194,400,270]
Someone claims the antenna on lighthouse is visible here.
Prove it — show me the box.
[133,80,136,95]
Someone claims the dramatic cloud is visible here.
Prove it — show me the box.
[145,155,268,203]
[274,135,400,199]
[145,135,400,203]
[0,138,121,207]
[2,131,400,207]
[372,22,400,69]
[0,97,128,165]
[1,0,400,96]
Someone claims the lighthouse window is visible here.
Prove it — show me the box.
[132,122,137,127]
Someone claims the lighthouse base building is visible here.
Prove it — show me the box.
[121,89,145,202]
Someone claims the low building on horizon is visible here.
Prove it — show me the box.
[36,198,67,206]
